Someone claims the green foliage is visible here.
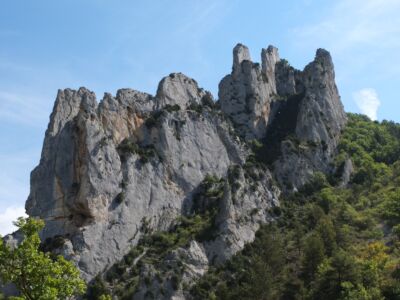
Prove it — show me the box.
[188,103,203,114]
[381,189,400,225]
[311,249,361,300]
[200,92,215,108]
[189,114,400,299]
[191,225,286,300]
[280,58,291,67]
[302,233,325,283]
[164,104,181,113]
[0,217,86,300]
[144,110,164,128]
[117,138,157,163]
[115,192,125,204]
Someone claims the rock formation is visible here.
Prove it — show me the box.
[219,44,279,140]
[268,48,347,190]
[21,43,347,298]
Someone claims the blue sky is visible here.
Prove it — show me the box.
[0,0,399,235]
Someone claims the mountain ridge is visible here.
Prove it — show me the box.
[8,43,349,299]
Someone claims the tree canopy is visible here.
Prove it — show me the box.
[0,217,86,300]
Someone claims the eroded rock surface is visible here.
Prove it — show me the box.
[219,44,277,140]
[27,75,249,281]
[270,49,347,190]
[24,43,348,298]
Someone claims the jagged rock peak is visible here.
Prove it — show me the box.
[270,47,347,191]
[219,43,280,140]
[261,45,280,94]
[232,43,252,74]
[155,72,208,109]
[46,87,96,138]
[315,48,333,60]
[261,45,280,69]
[302,48,335,76]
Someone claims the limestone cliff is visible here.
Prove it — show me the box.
[24,43,347,299]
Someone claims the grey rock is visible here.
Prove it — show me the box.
[261,45,280,94]
[275,60,299,96]
[218,44,347,191]
[130,165,279,300]
[339,158,354,187]
[133,241,209,300]
[155,73,206,109]
[219,44,278,140]
[296,49,347,147]
[26,75,250,281]
[204,165,280,263]
[232,44,252,75]
[234,47,348,191]
[24,42,348,299]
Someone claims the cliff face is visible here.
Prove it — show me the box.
[219,44,279,140]
[266,48,347,190]
[25,43,347,297]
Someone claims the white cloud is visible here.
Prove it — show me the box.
[353,88,381,120]
[0,206,27,236]
[292,0,400,53]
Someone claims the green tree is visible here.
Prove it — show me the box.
[302,233,325,283]
[340,282,382,300]
[316,217,337,256]
[382,189,400,225]
[312,250,360,300]
[0,217,86,300]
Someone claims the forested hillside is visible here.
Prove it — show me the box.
[190,114,400,300]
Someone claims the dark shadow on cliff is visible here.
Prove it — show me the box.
[255,91,305,166]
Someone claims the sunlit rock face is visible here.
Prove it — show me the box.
[26,75,251,280]
[219,44,279,140]
[25,42,346,291]
[270,48,347,190]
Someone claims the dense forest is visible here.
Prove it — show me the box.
[190,114,400,299]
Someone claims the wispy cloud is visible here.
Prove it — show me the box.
[0,91,49,127]
[292,0,400,53]
[174,0,229,37]
[353,88,381,120]
[0,206,27,236]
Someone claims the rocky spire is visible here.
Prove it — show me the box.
[261,45,280,94]
[219,43,276,140]
[296,48,347,145]
[232,43,251,75]
[269,48,347,190]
